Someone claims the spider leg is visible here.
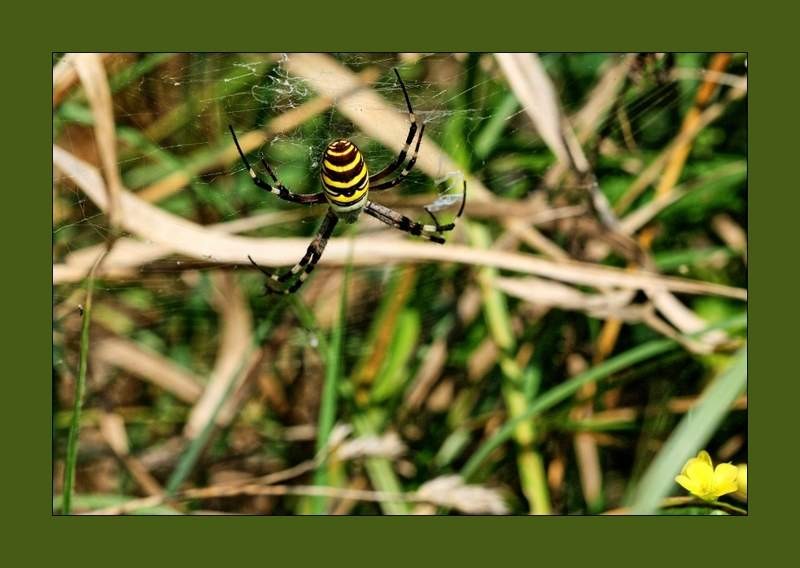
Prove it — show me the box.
[247,255,291,295]
[423,207,454,232]
[424,178,468,231]
[228,125,326,205]
[369,123,426,191]
[248,209,339,295]
[365,179,466,243]
[364,199,450,244]
[369,69,420,184]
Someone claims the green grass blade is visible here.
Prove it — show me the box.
[310,230,354,513]
[314,264,348,457]
[467,221,550,513]
[369,309,420,403]
[340,265,418,514]
[353,412,410,515]
[629,346,747,514]
[61,251,106,514]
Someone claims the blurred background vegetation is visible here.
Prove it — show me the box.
[53,53,747,515]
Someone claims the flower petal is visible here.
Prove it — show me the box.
[712,463,739,497]
[685,456,714,482]
[714,462,738,482]
[675,474,700,496]
[680,452,710,476]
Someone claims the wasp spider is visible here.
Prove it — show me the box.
[229,69,466,294]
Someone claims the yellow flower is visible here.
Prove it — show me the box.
[675,450,739,502]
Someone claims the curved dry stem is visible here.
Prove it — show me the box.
[53,145,746,301]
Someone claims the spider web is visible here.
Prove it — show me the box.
[54,54,502,360]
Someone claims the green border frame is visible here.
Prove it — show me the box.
[15,0,786,563]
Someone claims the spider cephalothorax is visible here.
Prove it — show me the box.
[228,68,465,294]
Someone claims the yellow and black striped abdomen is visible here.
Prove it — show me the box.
[320,140,369,219]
